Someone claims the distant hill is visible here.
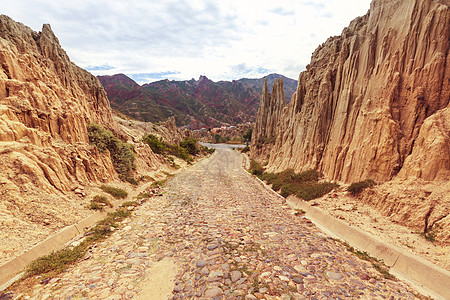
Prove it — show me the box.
[98,73,297,129]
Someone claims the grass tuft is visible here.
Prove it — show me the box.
[347,179,376,195]
[89,195,113,210]
[25,207,133,280]
[259,168,338,201]
[339,241,396,280]
[100,185,128,199]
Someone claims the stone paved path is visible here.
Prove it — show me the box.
[12,146,422,299]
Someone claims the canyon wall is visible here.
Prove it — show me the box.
[0,15,166,263]
[0,15,120,190]
[251,0,449,183]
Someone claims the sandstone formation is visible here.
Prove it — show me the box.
[251,0,449,183]
[251,78,286,160]
[0,15,167,264]
[250,0,449,244]
[359,180,450,245]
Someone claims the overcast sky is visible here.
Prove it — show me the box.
[3,0,372,84]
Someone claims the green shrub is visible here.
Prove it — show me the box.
[142,134,167,154]
[243,127,253,142]
[347,179,376,195]
[280,183,299,198]
[89,195,112,210]
[180,137,198,155]
[169,144,192,163]
[292,169,321,183]
[271,179,284,191]
[142,134,208,163]
[260,172,278,183]
[201,145,215,154]
[260,169,338,200]
[295,182,338,201]
[277,168,295,183]
[100,185,128,199]
[249,159,264,176]
[87,123,136,181]
[112,142,136,181]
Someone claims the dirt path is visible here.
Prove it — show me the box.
[7,146,424,299]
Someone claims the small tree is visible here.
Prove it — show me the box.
[243,127,253,142]
[142,134,167,154]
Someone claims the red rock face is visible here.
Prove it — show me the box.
[98,73,298,129]
[251,0,449,183]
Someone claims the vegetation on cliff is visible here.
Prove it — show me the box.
[87,124,136,182]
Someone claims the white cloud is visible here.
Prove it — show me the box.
[2,0,371,82]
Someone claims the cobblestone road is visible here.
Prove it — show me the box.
[13,146,421,299]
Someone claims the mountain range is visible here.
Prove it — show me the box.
[98,73,297,129]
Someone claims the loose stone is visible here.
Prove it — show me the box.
[230,270,242,282]
[204,287,223,298]
[196,259,207,268]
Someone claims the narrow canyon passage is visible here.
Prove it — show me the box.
[20,146,421,299]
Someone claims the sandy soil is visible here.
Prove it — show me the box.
[312,190,450,272]
[136,258,178,300]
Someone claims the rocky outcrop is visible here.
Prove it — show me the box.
[398,106,450,181]
[160,116,184,144]
[251,78,286,159]
[0,15,120,189]
[251,0,449,183]
[0,15,167,264]
[359,179,450,246]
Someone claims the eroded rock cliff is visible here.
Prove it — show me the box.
[250,0,449,245]
[252,0,449,183]
[251,78,286,160]
[0,15,167,263]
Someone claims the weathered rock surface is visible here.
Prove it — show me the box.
[359,179,450,245]
[0,15,166,264]
[251,78,286,160]
[251,0,449,183]
[398,106,450,181]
